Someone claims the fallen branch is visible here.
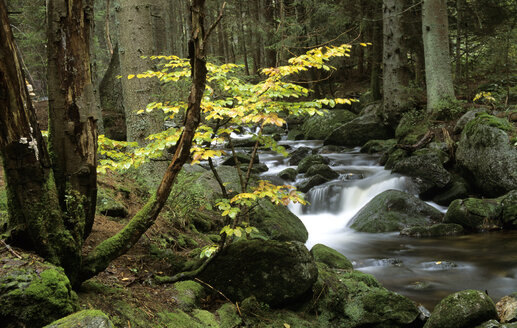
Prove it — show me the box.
[1,239,22,259]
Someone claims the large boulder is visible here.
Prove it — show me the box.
[288,147,313,165]
[197,239,318,306]
[324,113,393,147]
[43,310,114,328]
[309,264,420,327]
[301,109,357,140]
[0,253,78,328]
[501,190,517,229]
[306,164,339,180]
[456,113,517,197]
[221,152,260,166]
[392,149,451,195]
[497,292,517,324]
[400,223,464,238]
[424,290,497,328]
[360,139,397,155]
[348,190,443,232]
[278,168,297,181]
[297,154,330,173]
[310,244,353,270]
[297,174,330,193]
[443,197,502,231]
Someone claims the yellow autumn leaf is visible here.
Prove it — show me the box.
[127,74,135,79]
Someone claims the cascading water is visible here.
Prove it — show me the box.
[260,140,517,309]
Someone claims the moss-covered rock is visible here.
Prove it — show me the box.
[278,168,297,181]
[349,190,443,232]
[197,239,318,306]
[310,244,353,270]
[297,154,330,173]
[424,290,497,328]
[308,264,420,327]
[240,296,318,327]
[288,147,313,165]
[221,152,259,166]
[395,110,429,145]
[169,280,206,312]
[392,149,451,195]
[456,113,517,197]
[302,110,357,140]
[501,190,517,229]
[0,253,78,328]
[324,113,394,147]
[360,139,397,155]
[287,128,304,141]
[43,310,114,328]
[475,319,517,327]
[400,223,464,237]
[443,197,502,231]
[216,303,242,328]
[96,187,128,218]
[305,164,339,180]
[297,174,330,193]
[382,147,409,169]
[432,175,470,206]
[496,292,517,324]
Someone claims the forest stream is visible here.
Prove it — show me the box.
[259,139,517,310]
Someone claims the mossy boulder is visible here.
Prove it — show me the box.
[251,199,308,243]
[278,168,297,181]
[301,109,357,140]
[297,174,330,193]
[240,296,318,327]
[96,188,128,218]
[456,113,517,197]
[501,190,517,229]
[197,239,318,306]
[157,309,222,328]
[43,310,114,328]
[348,190,443,232]
[309,264,420,327]
[496,292,517,324]
[432,175,470,206]
[475,319,517,327]
[221,152,259,166]
[360,139,397,155]
[392,149,451,195]
[443,197,502,231]
[324,113,393,147]
[454,109,488,134]
[288,146,313,165]
[400,223,464,237]
[297,154,329,173]
[424,290,497,328]
[287,128,304,141]
[382,147,409,169]
[168,280,206,312]
[395,110,429,145]
[310,244,353,270]
[305,164,339,180]
[0,253,78,328]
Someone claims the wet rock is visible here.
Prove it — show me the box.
[0,253,78,327]
[400,223,464,237]
[420,261,458,271]
[310,244,353,270]
[443,197,502,232]
[501,190,517,229]
[395,110,429,145]
[278,168,297,181]
[360,138,397,155]
[454,109,487,134]
[309,264,420,327]
[239,163,268,174]
[197,239,318,306]
[287,129,304,141]
[392,149,451,195]
[319,145,344,154]
[221,152,260,166]
[475,319,517,327]
[288,147,313,165]
[324,113,394,147]
[305,164,339,180]
[432,175,470,206]
[251,199,308,243]
[349,190,443,233]
[43,310,114,328]
[382,147,409,169]
[302,109,357,140]
[424,289,497,328]
[297,174,329,193]
[297,154,329,173]
[497,292,517,323]
[456,113,517,197]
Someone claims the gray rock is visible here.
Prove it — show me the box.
[496,292,517,324]
[501,190,517,229]
[297,154,329,173]
[348,190,443,232]
[305,164,339,180]
[324,113,393,147]
[400,223,464,237]
[444,197,502,231]
[454,109,487,134]
[221,153,259,166]
[278,168,297,181]
[44,310,114,328]
[288,147,313,166]
[297,174,329,193]
[301,109,356,140]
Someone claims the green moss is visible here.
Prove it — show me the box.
[110,300,150,327]
[216,303,242,328]
[157,310,203,328]
[310,244,353,270]
[43,309,113,327]
[171,280,206,311]
[192,309,219,327]
[395,110,428,143]
[431,98,467,120]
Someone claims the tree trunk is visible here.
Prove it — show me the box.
[0,0,82,281]
[264,0,277,67]
[79,0,209,284]
[382,0,411,125]
[47,0,99,238]
[422,0,455,112]
[370,16,383,101]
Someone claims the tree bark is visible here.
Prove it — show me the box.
[0,0,81,281]
[47,0,99,238]
[79,0,209,285]
[382,0,411,125]
[422,0,455,112]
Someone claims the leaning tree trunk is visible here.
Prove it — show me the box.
[382,0,411,125]
[0,0,82,280]
[78,0,209,285]
[422,0,455,113]
[47,0,99,238]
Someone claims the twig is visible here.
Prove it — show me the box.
[205,2,226,42]
[1,239,22,259]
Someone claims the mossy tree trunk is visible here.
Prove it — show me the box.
[382,0,411,125]
[78,0,209,284]
[0,0,82,280]
[422,0,455,113]
[47,0,99,238]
